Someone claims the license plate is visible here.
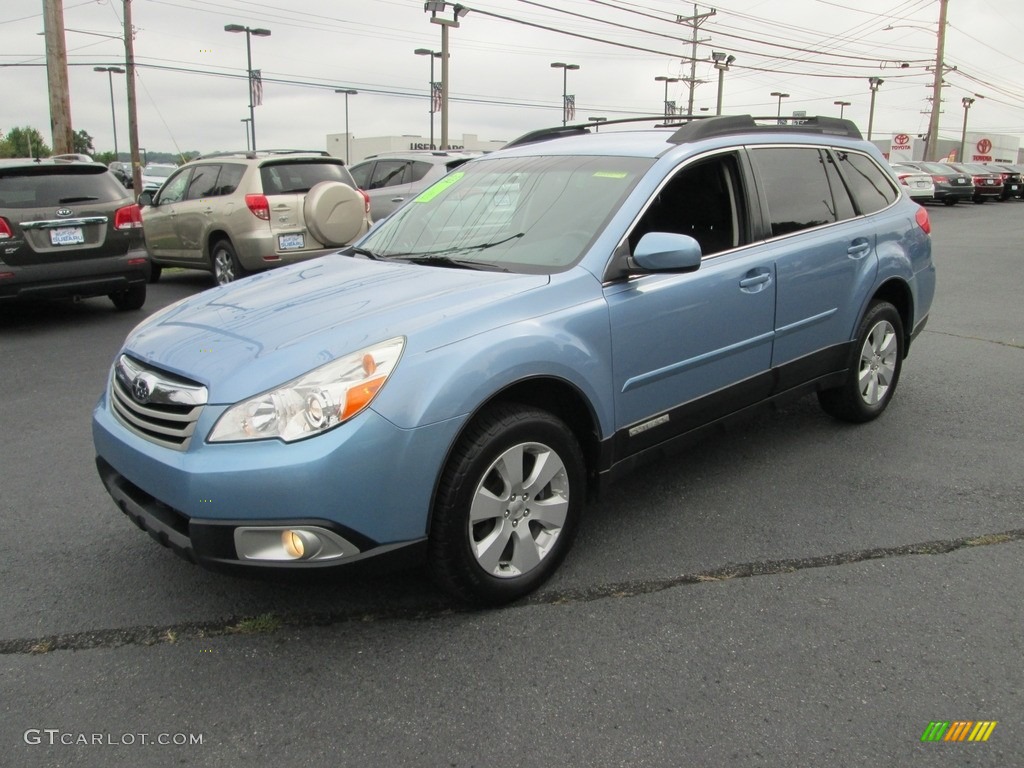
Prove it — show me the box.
[49,227,85,246]
[278,233,304,251]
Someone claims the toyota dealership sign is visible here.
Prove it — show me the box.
[889,133,914,162]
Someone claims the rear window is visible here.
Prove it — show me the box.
[260,161,355,195]
[0,166,127,208]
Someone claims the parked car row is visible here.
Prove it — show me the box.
[893,160,1024,205]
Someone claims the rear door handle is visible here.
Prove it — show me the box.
[390,197,405,203]
[847,238,871,259]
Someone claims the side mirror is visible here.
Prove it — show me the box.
[632,232,702,272]
[137,191,154,207]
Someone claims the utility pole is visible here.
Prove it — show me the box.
[124,0,143,191]
[675,4,715,117]
[924,0,949,161]
[43,0,74,154]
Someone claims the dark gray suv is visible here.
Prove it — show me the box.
[0,158,149,310]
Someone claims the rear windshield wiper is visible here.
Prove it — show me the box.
[58,196,99,203]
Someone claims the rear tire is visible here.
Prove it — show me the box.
[818,301,904,423]
[148,264,162,283]
[942,198,957,206]
[212,239,247,285]
[109,282,146,311]
[428,404,585,605]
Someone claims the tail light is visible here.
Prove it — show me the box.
[896,175,910,186]
[113,204,142,230]
[245,194,270,220]
[0,217,12,240]
[915,206,931,235]
[933,176,948,183]
[358,189,370,215]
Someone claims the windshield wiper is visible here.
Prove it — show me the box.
[404,255,510,272]
[58,196,99,203]
[382,232,525,260]
[344,245,380,260]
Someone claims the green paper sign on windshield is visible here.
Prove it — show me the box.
[414,171,466,203]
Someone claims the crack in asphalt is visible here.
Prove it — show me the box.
[3,529,1022,656]
[924,329,1023,349]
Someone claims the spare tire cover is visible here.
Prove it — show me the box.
[303,180,364,247]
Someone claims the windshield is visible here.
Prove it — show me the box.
[359,154,651,274]
[145,166,175,178]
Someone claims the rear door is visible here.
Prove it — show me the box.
[172,163,222,264]
[749,146,887,370]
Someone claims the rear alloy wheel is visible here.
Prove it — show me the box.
[818,301,904,423]
[429,404,585,605]
[211,239,247,285]
[109,282,146,311]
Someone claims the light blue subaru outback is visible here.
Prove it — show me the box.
[93,115,935,604]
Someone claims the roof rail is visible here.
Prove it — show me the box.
[195,149,332,161]
[503,113,863,149]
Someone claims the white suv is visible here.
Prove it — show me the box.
[139,151,371,284]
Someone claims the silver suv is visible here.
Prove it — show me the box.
[349,150,479,220]
[139,150,371,284]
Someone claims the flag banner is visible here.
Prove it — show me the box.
[565,94,576,122]
[250,69,263,107]
[666,100,676,116]
[431,82,442,114]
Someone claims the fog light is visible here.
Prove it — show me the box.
[234,525,361,562]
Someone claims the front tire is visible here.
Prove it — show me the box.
[428,404,585,605]
[818,301,904,423]
[211,239,247,285]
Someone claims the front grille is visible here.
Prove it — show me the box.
[110,355,208,450]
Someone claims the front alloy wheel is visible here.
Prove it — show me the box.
[429,404,585,605]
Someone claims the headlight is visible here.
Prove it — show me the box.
[208,337,404,443]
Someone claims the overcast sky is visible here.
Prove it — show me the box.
[2,0,1023,157]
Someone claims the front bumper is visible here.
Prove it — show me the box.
[92,386,464,571]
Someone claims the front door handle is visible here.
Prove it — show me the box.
[390,197,405,203]
[739,269,772,292]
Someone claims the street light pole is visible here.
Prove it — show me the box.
[241,118,251,151]
[551,62,580,126]
[711,52,734,116]
[426,2,468,151]
[867,77,884,141]
[655,75,681,118]
[770,91,790,123]
[834,100,851,118]
[94,66,125,159]
[224,24,271,152]
[959,96,977,163]
[414,48,442,149]
[334,89,358,163]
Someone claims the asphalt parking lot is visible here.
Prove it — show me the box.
[1,200,1021,767]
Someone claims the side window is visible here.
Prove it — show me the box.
[821,153,856,222]
[408,161,433,183]
[186,165,219,200]
[368,160,410,189]
[751,147,840,237]
[628,153,746,257]
[213,164,245,196]
[349,162,372,188]
[155,169,190,205]
[833,151,899,214]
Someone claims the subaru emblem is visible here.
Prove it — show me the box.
[56,208,73,217]
[131,374,155,404]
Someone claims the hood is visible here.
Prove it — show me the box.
[124,253,549,403]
